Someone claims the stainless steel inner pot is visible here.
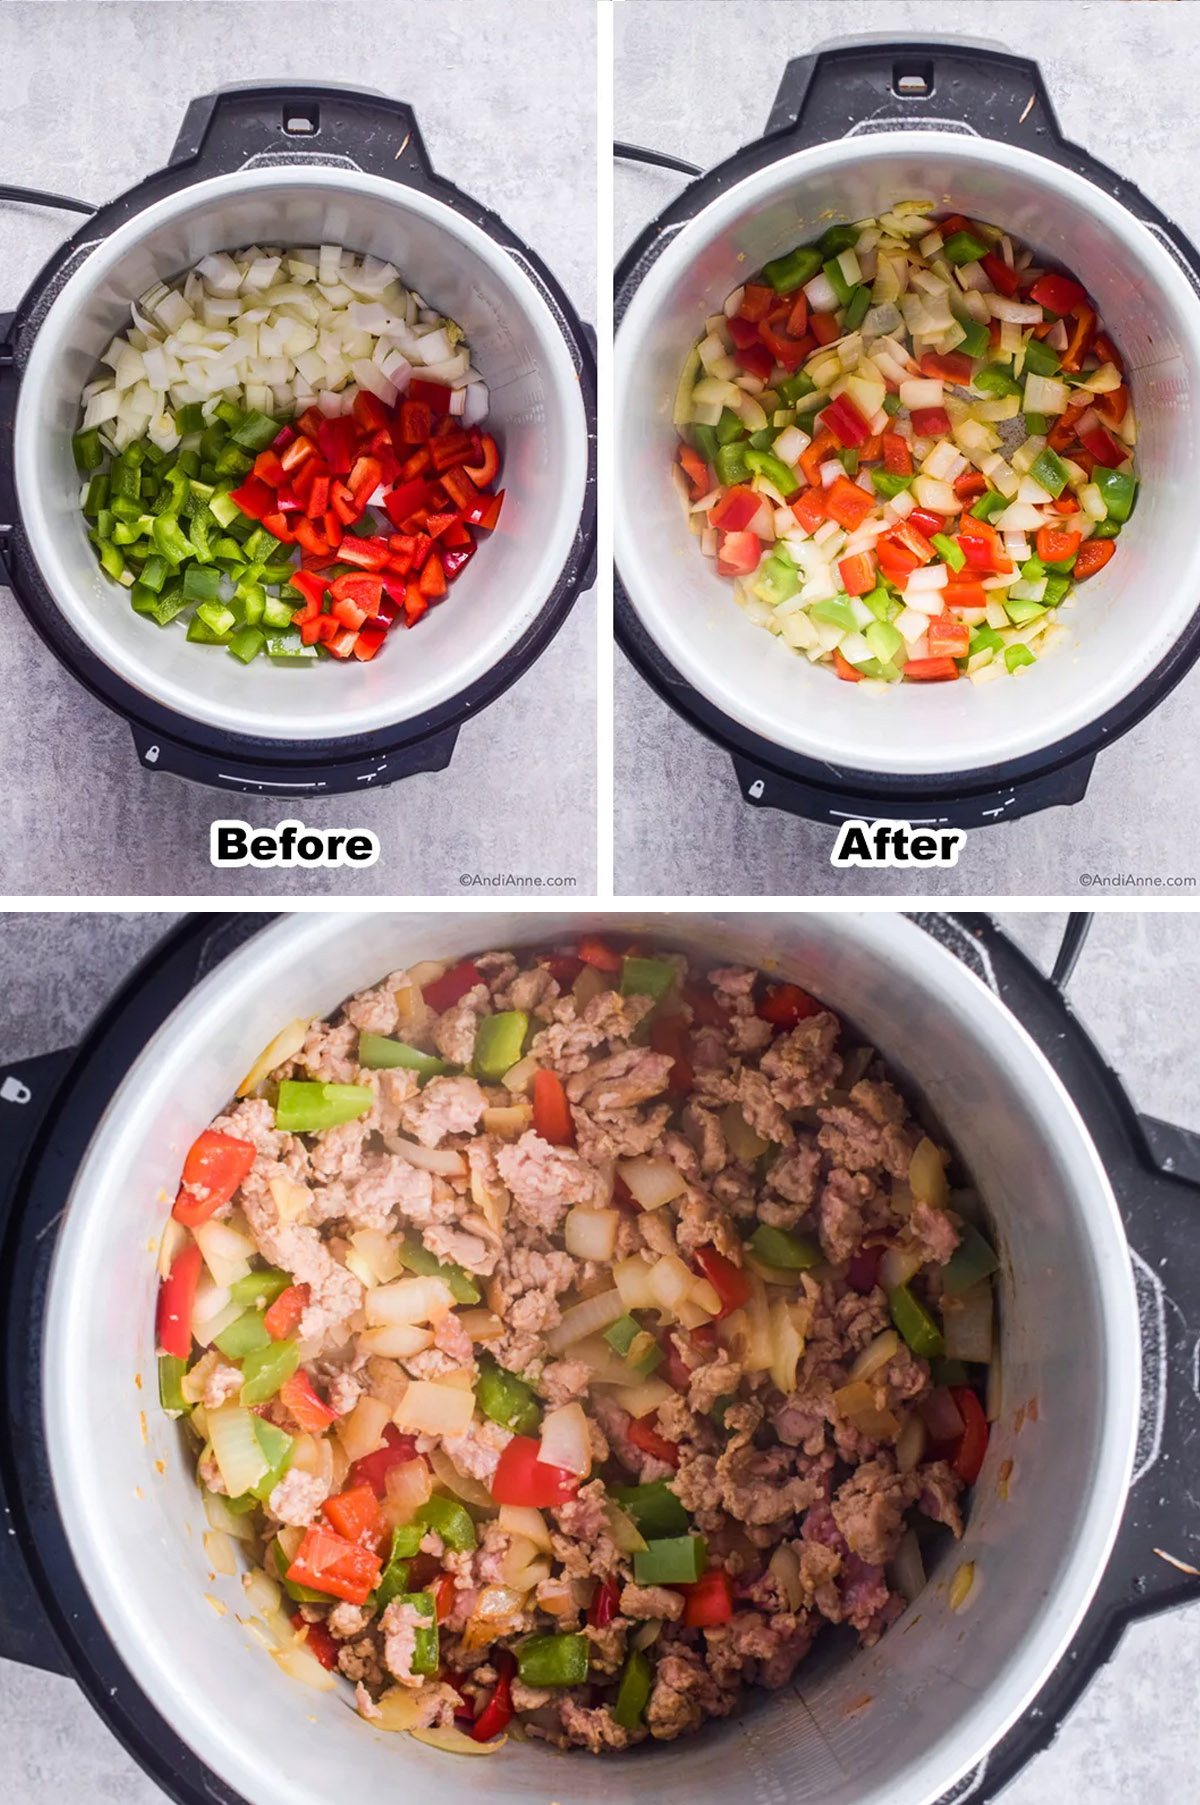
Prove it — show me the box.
[42,912,1138,1805]
[15,167,589,741]
[616,134,1200,778]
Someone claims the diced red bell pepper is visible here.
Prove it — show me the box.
[399,400,432,444]
[353,624,389,661]
[228,475,275,521]
[950,1386,989,1485]
[323,1484,388,1554]
[845,1244,883,1294]
[910,406,952,438]
[471,1650,516,1742]
[956,519,1012,574]
[981,253,1018,298]
[683,1568,733,1628]
[304,473,331,520]
[692,1246,751,1319]
[347,1423,420,1496]
[463,490,504,531]
[650,1012,694,1097]
[790,486,827,534]
[532,1068,574,1146]
[430,431,475,474]
[264,1283,309,1341]
[1094,385,1129,427]
[261,512,295,544]
[407,376,453,411]
[1078,420,1125,467]
[716,529,762,577]
[833,646,863,682]
[286,1527,381,1607]
[327,626,360,660]
[337,537,390,572]
[1029,272,1087,316]
[904,656,960,681]
[383,479,432,530]
[824,476,874,532]
[280,435,317,474]
[317,415,360,476]
[279,1368,338,1434]
[157,1239,203,1359]
[350,389,389,434]
[799,428,838,488]
[1074,539,1116,580]
[920,349,974,385]
[875,536,920,584]
[578,935,622,972]
[172,1129,257,1226]
[942,580,989,611]
[441,466,480,513]
[423,959,485,1012]
[425,510,459,541]
[758,982,822,1027]
[821,392,872,448]
[733,341,774,382]
[490,1436,580,1507]
[908,508,946,539]
[882,431,914,476]
[419,552,447,600]
[891,519,937,565]
[348,455,382,506]
[442,544,476,581]
[1035,526,1082,564]
[786,293,809,338]
[291,1614,340,1672]
[809,311,840,345]
[953,470,988,503]
[403,582,429,626]
[463,433,500,488]
[678,443,711,501]
[252,449,286,488]
[726,315,760,350]
[928,612,970,658]
[759,318,812,373]
[588,1578,621,1629]
[627,1417,680,1469]
[330,572,383,616]
[1060,303,1097,375]
[737,284,776,323]
[293,518,335,559]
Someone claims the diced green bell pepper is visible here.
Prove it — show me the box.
[1021,338,1061,377]
[613,1647,654,1729]
[1023,410,1048,437]
[604,1313,663,1376]
[778,370,817,406]
[374,1531,413,1612]
[175,402,206,434]
[839,448,859,477]
[888,1283,946,1359]
[240,1338,300,1406]
[932,533,966,573]
[415,1495,477,1553]
[82,474,110,517]
[274,1080,373,1134]
[970,624,1005,655]
[610,1479,689,1539]
[818,223,859,258]
[1004,644,1036,673]
[476,1357,541,1435]
[1089,516,1122,540]
[516,1631,589,1688]
[748,1222,820,1269]
[72,428,104,473]
[822,256,854,308]
[716,440,750,486]
[954,315,991,359]
[932,1358,970,1388]
[247,1417,294,1501]
[763,243,824,295]
[231,410,281,451]
[861,585,901,623]
[634,1534,708,1586]
[943,1221,1000,1294]
[151,510,194,564]
[690,421,719,467]
[968,489,1005,525]
[158,1353,190,1414]
[620,955,677,1004]
[473,1010,529,1080]
[810,597,859,634]
[942,228,989,266]
[227,625,265,664]
[865,619,906,667]
[399,1593,439,1675]
[744,446,800,498]
[1028,447,1069,499]
[1093,466,1137,524]
[1042,573,1072,607]
[1005,597,1048,626]
[214,1309,272,1360]
[182,562,222,603]
[229,1266,292,1310]
[843,285,871,332]
[882,392,903,416]
[974,366,1023,399]
[754,554,801,608]
[397,1233,481,1306]
[870,470,914,500]
[358,1032,454,1082]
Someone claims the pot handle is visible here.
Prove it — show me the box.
[0,1047,76,1676]
[729,749,1095,827]
[764,39,1061,149]
[125,721,460,793]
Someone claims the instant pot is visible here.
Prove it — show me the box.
[0,83,596,794]
[2,911,1198,1805]
[615,40,1200,826]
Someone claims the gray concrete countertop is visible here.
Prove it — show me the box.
[0,0,595,897]
[0,906,1196,1802]
[615,0,1200,897]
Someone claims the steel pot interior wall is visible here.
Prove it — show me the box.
[616,136,1200,777]
[43,913,1137,1805]
[15,168,588,741]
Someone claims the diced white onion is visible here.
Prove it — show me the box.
[546,1288,626,1354]
[392,1380,476,1437]
[539,1402,592,1477]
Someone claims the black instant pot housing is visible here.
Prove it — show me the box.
[0,83,597,796]
[1,912,1198,1805]
[615,40,1200,828]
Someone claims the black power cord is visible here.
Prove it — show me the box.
[1050,913,1093,991]
[0,183,96,215]
[614,141,702,178]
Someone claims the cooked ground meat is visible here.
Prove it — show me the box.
[162,940,988,1755]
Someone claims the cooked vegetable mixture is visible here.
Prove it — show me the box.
[674,202,1136,686]
[76,245,503,663]
[157,940,997,1754]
